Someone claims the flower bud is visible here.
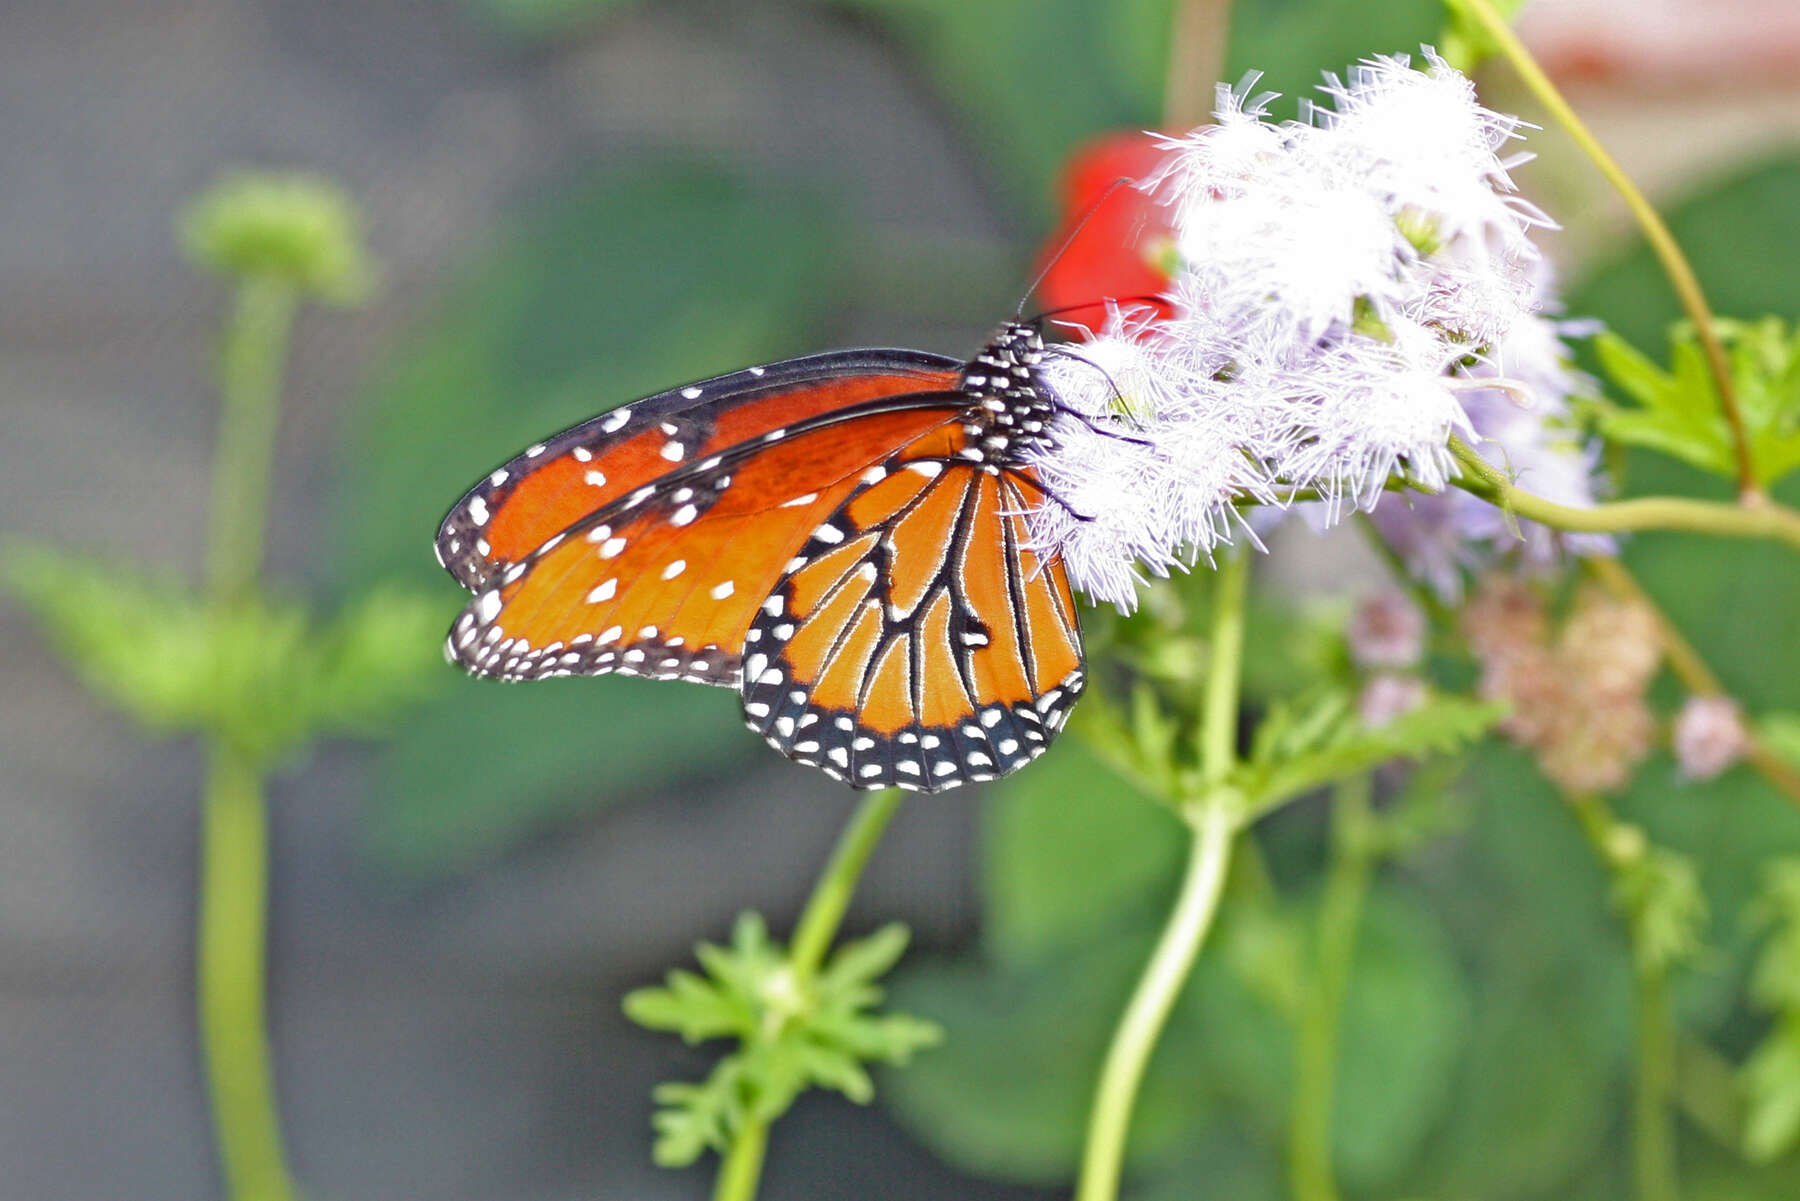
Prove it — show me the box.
[1348,591,1425,669]
[1672,694,1749,781]
[179,171,373,303]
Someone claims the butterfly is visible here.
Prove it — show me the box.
[436,323,1086,793]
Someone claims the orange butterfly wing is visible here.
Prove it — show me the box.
[740,444,1084,792]
[439,352,968,687]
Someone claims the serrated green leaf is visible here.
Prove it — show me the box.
[1236,691,1504,820]
[819,923,911,992]
[6,543,441,765]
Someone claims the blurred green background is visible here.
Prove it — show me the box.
[6,0,1800,1198]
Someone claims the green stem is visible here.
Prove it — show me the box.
[1076,548,1249,1201]
[1200,547,1249,784]
[198,275,301,1201]
[1446,436,1800,551]
[788,788,906,983]
[198,744,298,1201]
[711,1119,769,1201]
[1076,800,1235,1201]
[1289,777,1375,1201]
[1452,0,1755,498]
[1635,967,1680,1201]
[206,277,298,607]
[710,788,905,1201]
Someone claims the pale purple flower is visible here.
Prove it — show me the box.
[1348,591,1426,669]
[1672,694,1749,781]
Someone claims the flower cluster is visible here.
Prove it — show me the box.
[1026,50,1609,609]
[1464,576,1660,794]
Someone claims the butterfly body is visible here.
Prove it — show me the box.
[437,323,1085,792]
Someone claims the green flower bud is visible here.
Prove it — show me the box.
[179,171,374,304]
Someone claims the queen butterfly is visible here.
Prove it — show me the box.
[436,323,1085,793]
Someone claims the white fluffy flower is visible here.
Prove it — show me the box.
[1024,48,1593,611]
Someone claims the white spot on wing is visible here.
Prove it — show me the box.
[662,559,687,579]
[587,580,617,603]
[711,581,735,599]
[681,386,703,400]
[467,496,489,525]
[601,407,632,432]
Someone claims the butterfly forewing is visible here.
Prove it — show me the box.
[436,351,962,591]
[740,448,1084,793]
[445,392,972,686]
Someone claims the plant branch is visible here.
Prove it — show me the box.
[1163,0,1231,129]
[1076,548,1249,1201]
[711,1119,769,1201]
[206,278,298,608]
[788,788,906,984]
[710,788,905,1201]
[1446,436,1800,551]
[197,744,298,1201]
[1451,0,1755,498]
[197,275,301,1201]
[1076,798,1235,1201]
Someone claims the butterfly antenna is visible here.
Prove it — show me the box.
[1016,175,1149,320]
[1041,345,1154,446]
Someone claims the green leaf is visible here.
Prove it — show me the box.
[6,545,226,737]
[1234,688,1505,820]
[982,735,1186,966]
[333,163,852,874]
[5,544,441,766]
[1331,889,1473,1192]
[827,0,1167,222]
[881,934,1216,1184]
[1223,0,1446,104]
[628,911,938,1168]
[1744,1020,1800,1163]
[1611,840,1708,976]
[1591,320,1800,489]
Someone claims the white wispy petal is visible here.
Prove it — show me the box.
[1024,48,1607,610]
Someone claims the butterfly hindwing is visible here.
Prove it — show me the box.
[740,450,1084,792]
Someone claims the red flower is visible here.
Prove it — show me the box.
[1031,132,1178,336]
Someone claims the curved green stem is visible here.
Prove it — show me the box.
[1076,799,1236,1201]
[1076,548,1249,1201]
[788,788,906,984]
[1447,436,1800,550]
[710,788,905,1201]
[1451,0,1755,498]
[198,745,298,1201]
[1288,777,1374,1201]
